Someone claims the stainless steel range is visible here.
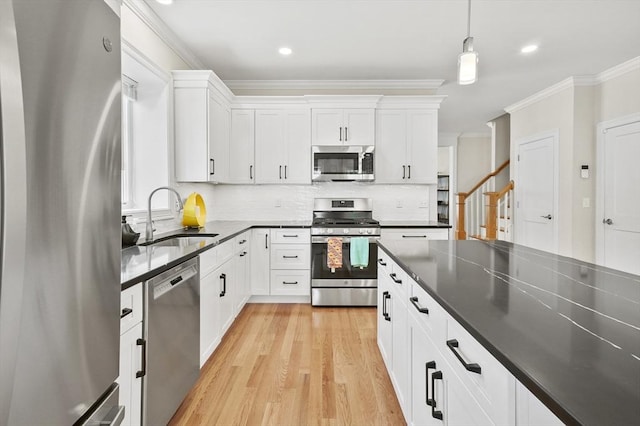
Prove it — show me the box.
[311,198,380,306]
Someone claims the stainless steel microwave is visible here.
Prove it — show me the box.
[312,146,375,182]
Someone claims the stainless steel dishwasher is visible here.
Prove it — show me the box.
[143,257,200,426]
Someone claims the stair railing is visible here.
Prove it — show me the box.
[484,180,514,241]
[456,160,510,240]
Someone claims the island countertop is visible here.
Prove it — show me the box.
[378,238,640,426]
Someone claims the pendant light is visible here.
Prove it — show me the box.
[458,0,478,85]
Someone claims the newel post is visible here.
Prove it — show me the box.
[456,193,467,240]
[485,192,499,240]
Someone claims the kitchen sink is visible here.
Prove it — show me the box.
[140,234,218,248]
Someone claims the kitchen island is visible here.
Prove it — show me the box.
[378,238,640,425]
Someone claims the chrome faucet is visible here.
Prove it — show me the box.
[146,186,184,242]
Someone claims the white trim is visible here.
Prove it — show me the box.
[514,130,560,254]
[505,77,575,114]
[171,69,234,102]
[458,132,491,138]
[303,94,383,109]
[248,295,311,304]
[596,56,640,83]
[123,0,205,69]
[224,79,444,91]
[594,113,640,266]
[375,95,447,109]
[122,39,170,83]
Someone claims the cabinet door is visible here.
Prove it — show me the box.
[312,109,343,146]
[410,318,441,426]
[250,229,271,295]
[174,87,209,182]
[391,291,409,415]
[343,109,375,146]
[270,270,310,296]
[377,269,393,371]
[208,93,230,183]
[229,109,255,183]
[376,110,407,183]
[284,109,311,184]
[406,110,438,184]
[200,265,223,367]
[218,261,235,335]
[255,110,285,183]
[233,249,249,316]
[119,322,143,426]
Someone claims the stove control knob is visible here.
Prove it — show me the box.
[327,228,333,234]
[367,229,373,234]
[359,229,365,234]
[343,229,349,234]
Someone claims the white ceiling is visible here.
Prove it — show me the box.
[144,0,640,134]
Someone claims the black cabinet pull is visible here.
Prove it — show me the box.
[219,273,227,297]
[282,234,299,238]
[402,235,427,238]
[339,126,342,141]
[240,251,247,257]
[408,165,411,179]
[430,370,444,420]
[209,158,214,175]
[389,273,402,284]
[136,338,146,378]
[265,234,268,249]
[250,165,253,180]
[377,258,387,266]
[446,339,482,374]
[382,291,390,321]
[410,296,429,314]
[345,126,348,141]
[282,281,298,285]
[402,165,406,179]
[239,239,247,245]
[282,255,299,259]
[425,361,436,407]
[384,292,391,321]
[120,308,133,319]
[279,165,282,179]
[284,165,288,179]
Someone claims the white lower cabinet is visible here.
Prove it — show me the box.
[270,270,311,296]
[118,283,143,426]
[381,228,449,241]
[380,250,560,426]
[269,228,310,297]
[200,261,223,367]
[250,228,271,295]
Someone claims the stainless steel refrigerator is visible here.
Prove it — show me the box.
[0,0,123,424]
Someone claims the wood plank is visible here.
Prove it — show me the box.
[169,303,405,426]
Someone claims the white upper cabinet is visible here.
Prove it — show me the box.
[312,108,375,146]
[229,109,255,184]
[173,70,233,183]
[254,108,311,184]
[376,100,442,184]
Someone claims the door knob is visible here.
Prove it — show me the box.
[541,214,552,220]
[603,218,613,225]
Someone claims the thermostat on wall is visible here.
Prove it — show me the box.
[581,165,589,179]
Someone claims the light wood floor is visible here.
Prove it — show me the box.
[169,303,405,426]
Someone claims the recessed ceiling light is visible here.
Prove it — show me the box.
[278,47,293,56]
[155,0,173,5]
[521,44,539,54]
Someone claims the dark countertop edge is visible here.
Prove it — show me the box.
[377,241,582,426]
[121,223,312,289]
[380,224,452,229]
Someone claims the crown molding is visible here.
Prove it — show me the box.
[504,77,576,114]
[223,79,444,91]
[124,0,205,70]
[596,56,640,83]
[459,132,491,139]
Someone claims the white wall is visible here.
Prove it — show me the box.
[457,134,492,193]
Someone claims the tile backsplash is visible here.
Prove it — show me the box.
[175,182,436,222]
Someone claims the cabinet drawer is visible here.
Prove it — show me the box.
[444,317,514,425]
[120,283,143,334]
[388,262,409,301]
[377,249,392,276]
[272,228,310,244]
[217,238,235,265]
[409,280,446,343]
[234,232,250,253]
[200,246,218,276]
[381,228,449,241]
[270,270,310,296]
[270,245,310,269]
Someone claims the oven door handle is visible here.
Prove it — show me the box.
[312,236,379,244]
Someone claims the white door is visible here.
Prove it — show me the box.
[601,120,640,274]
[255,110,285,183]
[229,109,255,183]
[516,133,557,253]
[375,110,407,184]
[343,109,375,146]
[283,109,311,184]
[311,109,343,146]
[406,110,438,184]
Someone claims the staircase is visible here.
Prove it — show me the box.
[456,160,514,242]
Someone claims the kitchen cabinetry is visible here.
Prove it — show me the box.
[376,109,438,184]
[250,228,271,295]
[232,232,251,316]
[173,70,232,183]
[311,108,375,146]
[381,228,449,241]
[118,283,144,426]
[254,109,311,184]
[437,175,450,224]
[229,109,255,184]
[269,228,310,296]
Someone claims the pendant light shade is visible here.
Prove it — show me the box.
[458,0,478,85]
[458,37,478,85]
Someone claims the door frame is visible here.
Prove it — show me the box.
[595,112,640,265]
[514,130,560,253]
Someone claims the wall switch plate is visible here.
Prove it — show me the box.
[275,199,281,207]
[419,201,428,208]
[582,197,590,208]
[396,199,403,208]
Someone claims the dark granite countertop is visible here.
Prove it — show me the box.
[379,220,451,228]
[378,238,640,426]
[121,220,311,289]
